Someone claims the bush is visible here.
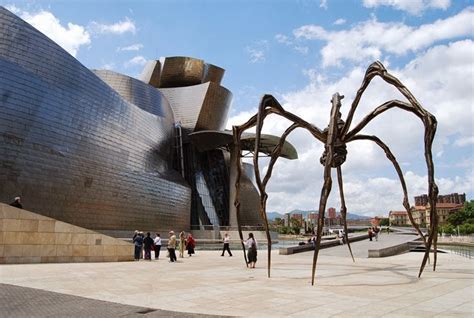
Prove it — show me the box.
[459,223,474,235]
[439,224,455,235]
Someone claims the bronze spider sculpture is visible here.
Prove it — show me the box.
[232,61,439,285]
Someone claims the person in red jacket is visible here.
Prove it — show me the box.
[186,234,196,257]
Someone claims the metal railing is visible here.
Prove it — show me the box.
[190,225,265,231]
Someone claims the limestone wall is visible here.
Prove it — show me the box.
[0,203,133,264]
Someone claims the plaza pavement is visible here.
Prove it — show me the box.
[0,233,473,317]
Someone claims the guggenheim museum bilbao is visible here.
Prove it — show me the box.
[0,7,296,236]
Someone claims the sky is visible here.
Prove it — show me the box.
[2,0,473,216]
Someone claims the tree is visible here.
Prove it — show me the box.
[290,217,302,234]
[448,200,474,226]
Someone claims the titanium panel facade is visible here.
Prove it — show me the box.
[0,8,191,234]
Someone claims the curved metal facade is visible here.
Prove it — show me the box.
[159,82,232,133]
[0,8,191,234]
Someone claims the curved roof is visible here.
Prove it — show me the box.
[189,130,298,160]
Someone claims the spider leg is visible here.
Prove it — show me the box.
[348,134,428,248]
[312,167,332,286]
[344,97,438,276]
[234,94,326,277]
[336,166,355,262]
[312,93,342,285]
[258,123,300,278]
[232,126,249,267]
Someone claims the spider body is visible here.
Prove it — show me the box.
[232,61,438,286]
[320,98,347,168]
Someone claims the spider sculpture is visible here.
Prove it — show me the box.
[232,61,439,285]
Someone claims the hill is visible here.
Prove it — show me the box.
[266,209,371,221]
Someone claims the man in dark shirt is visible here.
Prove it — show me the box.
[9,197,22,209]
[133,232,144,261]
[143,232,154,260]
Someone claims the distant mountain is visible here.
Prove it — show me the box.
[266,212,284,221]
[269,209,371,220]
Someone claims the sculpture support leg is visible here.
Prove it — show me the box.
[232,127,249,267]
[312,174,332,285]
[336,166,354,262]
[258,196,272,278]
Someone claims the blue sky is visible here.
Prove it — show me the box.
[2,0,473,216]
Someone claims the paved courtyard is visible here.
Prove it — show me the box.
[0,234,473,317]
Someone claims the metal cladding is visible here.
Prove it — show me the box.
[140,56,232,133]
[0,8,191,234]
[159,82,232,133]
[203,64,225,85]
[160,57,205,88]
[139,60,161,88]
[237,163,264,226]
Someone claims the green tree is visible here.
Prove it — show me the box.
[290,217,302,234]
[448,200,474,226]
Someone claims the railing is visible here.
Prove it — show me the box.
[190,225,265,231]
[441,245,473,259]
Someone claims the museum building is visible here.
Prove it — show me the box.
[0,7,296,237]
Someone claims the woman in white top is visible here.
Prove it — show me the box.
[243,233,257,268]
[153,233,161,259]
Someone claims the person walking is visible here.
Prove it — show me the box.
[133,231,144,261]
[167,231,177,262]
[374,226,380,241]
[221,233,232,256]
[9,196,22,209]
[243,233,257,268]
[143,232,154,260]
[186,233,195,257]
[368,228,373,241]
[153,233,162,260]
[178,231,186,258]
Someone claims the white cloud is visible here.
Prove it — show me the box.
[293,7,473,67]
[294,46,309,54]
[117,43,143,52]
[246,40,269,63]
[275,34,292,45]
[363,0,451,15]
[7,7,90,57]
[100,62,116,70]
[333,18,346,25]
[228,39,473,215]
[124,55,147,68]
[454,136,474,147]
[89,17,136,35]
[320,0,328,10]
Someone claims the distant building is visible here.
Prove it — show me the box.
[292,214,303,222]
[391,202,464,227]
[389,211,409,226]
[426,203,464,226]
[307,213,318,230]
[328,207,336,219]
[414,193,466,206]
[284,213,291,227]
[411,206,426,227]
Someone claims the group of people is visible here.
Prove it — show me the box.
[368,226,380,241]
[131,231,258,268]
[133,230,195,262]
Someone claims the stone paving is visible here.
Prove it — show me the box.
[0,283,226,317]
[0,234,473,317]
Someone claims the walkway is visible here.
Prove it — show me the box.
[320,233,419,258]
[0,283,225,317]
[0,234,472,317]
